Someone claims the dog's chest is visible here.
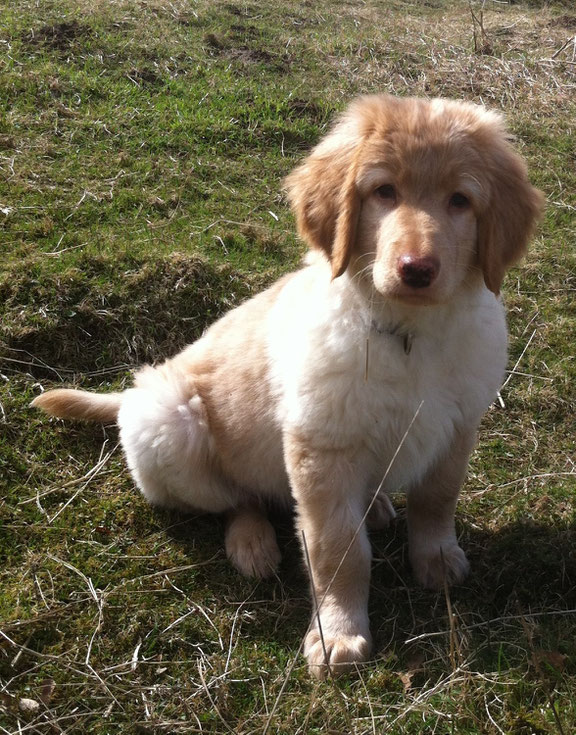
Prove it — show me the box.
[272,283,507,490]
[356,332,480,488]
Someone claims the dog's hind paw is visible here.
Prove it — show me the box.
[367,492,396,530]
[225,508,281,579]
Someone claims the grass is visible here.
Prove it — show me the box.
[1,0,576,732]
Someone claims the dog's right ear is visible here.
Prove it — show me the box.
[284,120,363,279]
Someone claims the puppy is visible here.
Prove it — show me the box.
[33,95,543,677]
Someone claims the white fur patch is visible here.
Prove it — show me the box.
[268,262,507,493]
[118,372,233,513]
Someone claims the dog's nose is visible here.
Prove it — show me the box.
[397,255,440,289]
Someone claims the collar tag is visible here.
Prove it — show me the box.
[372,320,414,355]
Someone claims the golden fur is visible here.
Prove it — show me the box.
[33,95,543,678]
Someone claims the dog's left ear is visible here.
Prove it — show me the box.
[285,127,363,279]
[477,142,544,295]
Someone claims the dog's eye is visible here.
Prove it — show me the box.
[449,192,470,209]
[375,184,397,202]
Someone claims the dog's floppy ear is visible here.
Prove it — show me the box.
[477,140,544,295]
[285,119,364,279]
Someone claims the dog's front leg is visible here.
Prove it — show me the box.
[407,427,477,589]
[285,435,372,679]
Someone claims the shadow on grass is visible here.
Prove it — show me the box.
[1,253,262,381]
[368,513,576,676]
[144,497,576,669]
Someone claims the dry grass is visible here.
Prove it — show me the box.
[1,0,576,733]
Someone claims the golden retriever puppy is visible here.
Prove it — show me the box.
[33,95,543,678]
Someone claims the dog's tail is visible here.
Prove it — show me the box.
[32,389,122,423]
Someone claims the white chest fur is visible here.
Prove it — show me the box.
[268,264,507,492]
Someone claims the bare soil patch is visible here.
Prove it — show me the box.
[24,20,92,51]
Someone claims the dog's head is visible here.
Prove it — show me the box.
[285,95,543,303]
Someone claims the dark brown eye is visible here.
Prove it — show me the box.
[375,184,396,202]
[449,192,470,209]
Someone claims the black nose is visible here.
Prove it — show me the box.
[397,255,440,289]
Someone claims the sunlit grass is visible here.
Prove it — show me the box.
[1,0,575,732]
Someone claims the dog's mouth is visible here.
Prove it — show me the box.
[386,282,446,306]
[369,274,449,307]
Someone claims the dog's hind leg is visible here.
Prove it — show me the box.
[117,363,282,579]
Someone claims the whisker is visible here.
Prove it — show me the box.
[354,250,376,263]
[349,256,376,285]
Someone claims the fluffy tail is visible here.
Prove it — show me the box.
[32,389,122,423]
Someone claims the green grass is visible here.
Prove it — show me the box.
[1,0,576,732]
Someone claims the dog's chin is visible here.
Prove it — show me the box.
[373,281,449,307]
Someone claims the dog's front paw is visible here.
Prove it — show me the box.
[411,541,470,589]
[225,512,281,579]
[304,627,372,679]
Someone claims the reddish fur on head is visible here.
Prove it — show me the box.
[474,132,544,294]
[284,94,543,294]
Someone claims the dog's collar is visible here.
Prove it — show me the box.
[371,320,414,355]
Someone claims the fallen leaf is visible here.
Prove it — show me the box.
[398,671,415,692]
[19,698,40,714]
